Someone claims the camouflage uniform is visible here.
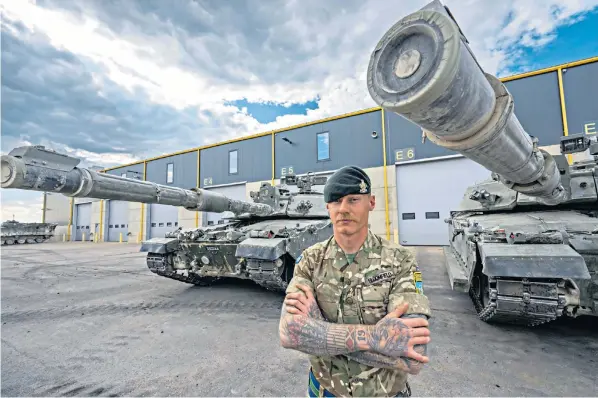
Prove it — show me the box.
[286,229,431,397]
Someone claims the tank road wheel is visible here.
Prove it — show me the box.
[5,239,14,245]
[1,239,5,245]
[471,272,491,309]
[35,238,44,243]
[26,238,35,244]
[16,238,26,244]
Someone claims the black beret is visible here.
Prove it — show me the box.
[324,166,371,203]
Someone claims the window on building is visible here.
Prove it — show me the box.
[121,172,126,178]
[167,163,174,183]
[229,150,238,174]
[317,132,330,161]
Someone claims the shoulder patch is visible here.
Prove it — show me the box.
[295,254,303,264]
[413,271,424,294]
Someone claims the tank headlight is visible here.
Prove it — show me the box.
[275,258,283,267]
[201,256,210,265]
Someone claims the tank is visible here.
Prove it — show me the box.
[1,219,58,245]
[366,0,597,326]
[1,145,332,292]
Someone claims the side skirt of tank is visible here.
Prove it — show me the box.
[468,242,592,326]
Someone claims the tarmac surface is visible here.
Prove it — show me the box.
[1,242,596,397]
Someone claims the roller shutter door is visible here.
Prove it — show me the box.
[396,156,492,246]
[107,200,129,242]
[75,203,92,241]
[149,203,179,239]
[203,183,247,226]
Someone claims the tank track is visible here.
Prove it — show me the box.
[247,269,288,293]
[469,276,566,327]
[146,253,288,293]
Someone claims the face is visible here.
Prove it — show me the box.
[326,194,375,236]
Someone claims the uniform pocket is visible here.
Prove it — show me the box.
[358,283,390,324]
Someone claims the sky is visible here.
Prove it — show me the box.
[2,0,598,222]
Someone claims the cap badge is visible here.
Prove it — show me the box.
[359,179,367,193]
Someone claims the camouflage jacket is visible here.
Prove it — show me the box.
[286,229,431,397]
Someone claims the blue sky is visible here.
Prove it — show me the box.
[496,7,598,76]
[1,0,598,221]
[227,98,320,124]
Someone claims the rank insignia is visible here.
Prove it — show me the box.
[413,271,424,294]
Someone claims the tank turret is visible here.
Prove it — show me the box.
[366,0,597,326]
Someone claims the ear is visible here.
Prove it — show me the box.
[369,194,376,210]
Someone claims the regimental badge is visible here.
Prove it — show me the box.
[359,179,367,193]
[413,271,424,294]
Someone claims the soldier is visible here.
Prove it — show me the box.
[278,165,431,397]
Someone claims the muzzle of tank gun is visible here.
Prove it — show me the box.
[366,1,568,205]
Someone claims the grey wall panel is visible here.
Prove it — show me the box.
[200,135,271,187]
[44,193,71,225]
[503,71,564,145]
[385,71,566,164]
[385,112,453,164]
[275,111,383,179]
[107,200,129,242]
[146,152,197,189]
[149,203,179,239]
[105,163,144,180]
[562,62,598,136]
[74,203,92,241]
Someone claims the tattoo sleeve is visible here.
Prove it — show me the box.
[279,303,372,356]
[345,313,428,374]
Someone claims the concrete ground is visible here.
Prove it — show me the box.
[1,242,596,397]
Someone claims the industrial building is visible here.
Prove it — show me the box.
[44,56,597,246]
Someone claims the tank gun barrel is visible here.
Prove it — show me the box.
[1,145,274,216]
[366,0,568,205]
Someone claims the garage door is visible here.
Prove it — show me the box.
[396,156,492,246]
[75,203,92,241]
[149,203,179,238]
[107,200,129,242]
[203,183,247,226]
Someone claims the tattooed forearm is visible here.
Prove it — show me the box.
[279,305,371,356]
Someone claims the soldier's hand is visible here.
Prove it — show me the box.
[369,303,430,363]
[284,284,324,320]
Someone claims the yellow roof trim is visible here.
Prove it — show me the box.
[101,56,597,172]
[499,55,598,82]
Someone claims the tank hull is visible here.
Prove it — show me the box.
[444,209,598,326]
[141,218,334,292]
